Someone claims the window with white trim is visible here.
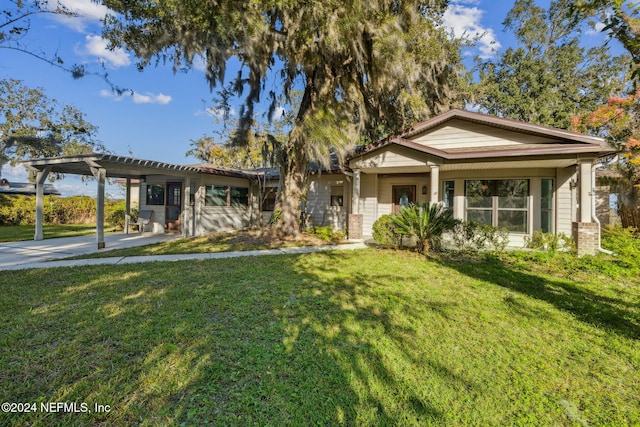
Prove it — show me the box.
[465,179,529,233]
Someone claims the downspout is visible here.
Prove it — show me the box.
[591,162,614,255]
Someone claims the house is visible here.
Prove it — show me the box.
[21,109,612,255]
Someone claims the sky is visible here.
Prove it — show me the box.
[0,0,614,197]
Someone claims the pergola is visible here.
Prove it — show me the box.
[22,154,202,249]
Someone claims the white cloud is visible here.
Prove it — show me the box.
[47,0,111,32]
[1,164,29,181]
[194,107,237,118]
[132,92,172,105]
[78,35,131,68]
[100,89,172,105]
[272,106,286,121]
[443,1,501,58]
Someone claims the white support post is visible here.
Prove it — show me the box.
[91,167,106,249]
[34,166,52,241]
[430,165,440,204]
[125,177,131,235]
[352,169,361,214]
[183,177,191,238]
[579,159,592,223]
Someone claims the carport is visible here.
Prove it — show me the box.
[22,154,202,249]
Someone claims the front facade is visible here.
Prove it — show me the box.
[23,110,611,255]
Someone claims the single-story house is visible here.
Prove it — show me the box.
[22,109,613,255]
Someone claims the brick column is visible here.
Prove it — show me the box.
[572,222,599,257]
[348,214,363,240]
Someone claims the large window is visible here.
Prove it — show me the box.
[230,187,249,206]
[442,181,454,211]
[146,184,165,205]
[205,185,227,206]
[205,185,249,207]
[541,179,554,233]
[465,179,529,233]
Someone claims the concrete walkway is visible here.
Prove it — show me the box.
[0,234,368,271]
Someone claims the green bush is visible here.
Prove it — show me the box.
[306,225,345,242]
[602,225,640,270]
[372,214,401,248]
[451,221,509,253]
[524,230,575,253]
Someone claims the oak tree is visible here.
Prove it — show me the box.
[101,0,464,236]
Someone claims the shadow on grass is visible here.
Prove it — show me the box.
[436,253,640,340]
[0,252,453,426]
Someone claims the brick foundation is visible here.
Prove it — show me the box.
[572,222,600,257]
[348,214,363,240]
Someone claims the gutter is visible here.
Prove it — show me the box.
[591,160,616,255]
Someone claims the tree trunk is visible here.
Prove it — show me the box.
[276,135,308,236]
[273,74,317,237]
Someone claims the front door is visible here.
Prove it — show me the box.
[166,182,182,231]
[392,185,416,213]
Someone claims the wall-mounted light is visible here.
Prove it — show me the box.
[570,178,578,190]
[422,186,427,195]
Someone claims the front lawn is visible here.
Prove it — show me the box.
[0,249,638,426]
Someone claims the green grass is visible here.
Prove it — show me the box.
[0,249,638,426]
[0,224,118,243]
[74,231,332,259]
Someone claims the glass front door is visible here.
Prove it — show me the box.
[392,185,416,213]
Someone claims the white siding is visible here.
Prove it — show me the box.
[556,167,576,236]
[306,175,349,230]
[195,175,255,235]
[351,145,433,169]
[360,173,378,235]
[411,119,557,149]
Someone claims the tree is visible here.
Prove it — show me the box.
[101,0,464,236]
[568,0,640,75]
[0,78,101,174]
[571,93,640,225]
[475,0,628,129]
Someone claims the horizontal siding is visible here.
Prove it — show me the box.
[360,174,378,235]
[352,145,431,169]
[556,167,575,236]
[306,175,349,230]
[411,120,556,149]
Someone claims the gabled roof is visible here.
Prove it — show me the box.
[352,109,611,162]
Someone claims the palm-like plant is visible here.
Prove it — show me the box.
[391,202,458,253]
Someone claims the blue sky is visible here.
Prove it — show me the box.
[0,0,614,196]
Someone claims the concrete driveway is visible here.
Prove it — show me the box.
[0,233,180,269]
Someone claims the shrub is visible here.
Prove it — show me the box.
[306,225,345,242]
[602,225,640,270]
[524,230,575,253]
[451,221,509,253]
[391,203,458,253]
[372,214,401,248]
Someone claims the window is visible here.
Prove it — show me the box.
[331,186,344,207]
[146,184,165,205]
[205,185,250,207]
[230,187,249,206]
[465,179,529,233]
[205,185,227,206]
[442,181,454,211]
[541,179,554,233]
[262,187,277,211]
